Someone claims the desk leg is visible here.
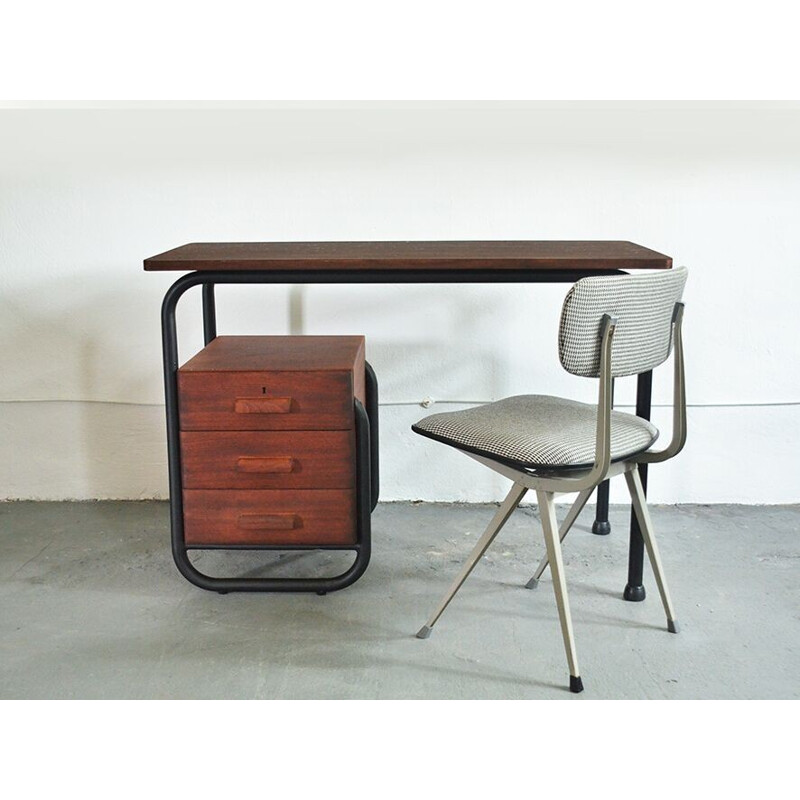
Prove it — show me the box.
[592,481,611,535]
[365,362,380,511]
[624,370,652,602]
[202,282,217,344]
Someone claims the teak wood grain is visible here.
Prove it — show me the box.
[233,397,292,415]
[178,336,366,431]
[180,336,367,373]
[144,241,672,272]
[237,513,298,531]
[179,371,355,431]
[182,488,357,546]
[180,430,355,490]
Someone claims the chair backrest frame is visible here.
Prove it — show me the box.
[547,300,687,491]
[638,302,687,463]
[559,267,688,379]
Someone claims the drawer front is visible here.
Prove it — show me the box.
[182,489,356,546]
[180,430,355,490]
[178,370,354,431]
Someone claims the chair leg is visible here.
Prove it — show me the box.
[537,490,583,693]
[624,468,679,633]
[525,487,594,589]
[416,482,527,639]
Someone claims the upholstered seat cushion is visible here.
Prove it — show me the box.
[412,394,658,469]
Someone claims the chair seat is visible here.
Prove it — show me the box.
[412,394,658,469]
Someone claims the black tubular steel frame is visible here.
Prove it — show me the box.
[163,272,378,593]
[623,370,653,601]
[161,268,649,599]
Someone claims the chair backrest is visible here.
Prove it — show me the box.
[559,267,688,378]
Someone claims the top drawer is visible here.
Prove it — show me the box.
[178,335,365,431]
[179,370,355,430]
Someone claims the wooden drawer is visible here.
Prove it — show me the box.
[183,489,356,546]
[180,430,355,490]
[178,336,365,432]
[178,370,355,431]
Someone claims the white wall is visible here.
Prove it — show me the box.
[1,104,798,503]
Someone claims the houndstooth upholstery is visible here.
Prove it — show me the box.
[412,395,658,469]
[560,267,688,378]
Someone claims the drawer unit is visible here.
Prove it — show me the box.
[178,335,366,549]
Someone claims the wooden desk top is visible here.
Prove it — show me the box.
[144,241,672,272]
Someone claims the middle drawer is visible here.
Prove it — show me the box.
[180,430,355,490]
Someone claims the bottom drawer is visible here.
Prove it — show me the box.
[182,489,356,547]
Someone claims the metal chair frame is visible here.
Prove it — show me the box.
[416,302,686,694]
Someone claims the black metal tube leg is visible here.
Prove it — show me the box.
[202,282,217,344]
[624,370,652,602]
[592,481,611,535]
[365,361,379,511]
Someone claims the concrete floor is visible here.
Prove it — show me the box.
[0,500,797,699]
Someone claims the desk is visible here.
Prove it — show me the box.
[145,240,672,599]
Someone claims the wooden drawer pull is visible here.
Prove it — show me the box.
[237,513,298,531]
[236,456,295,474]
[234,397,292,414]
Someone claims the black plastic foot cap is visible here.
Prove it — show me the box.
[525,577,539,590]
[592,520,611,536]
[218,591,229,595]
[570,675,584,693]
[416,625,432,639]
[668,619,680,634]
[316,591,327,596]
[623,584,647,602]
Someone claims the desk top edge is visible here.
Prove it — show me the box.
[144,241,672,272]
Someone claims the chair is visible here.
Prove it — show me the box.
[412,268,688,693]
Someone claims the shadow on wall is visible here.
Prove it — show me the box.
[286,279,516,405]
[284,281,542,503]
[2,271,539,499]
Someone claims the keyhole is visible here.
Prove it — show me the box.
[261,387,267,394]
